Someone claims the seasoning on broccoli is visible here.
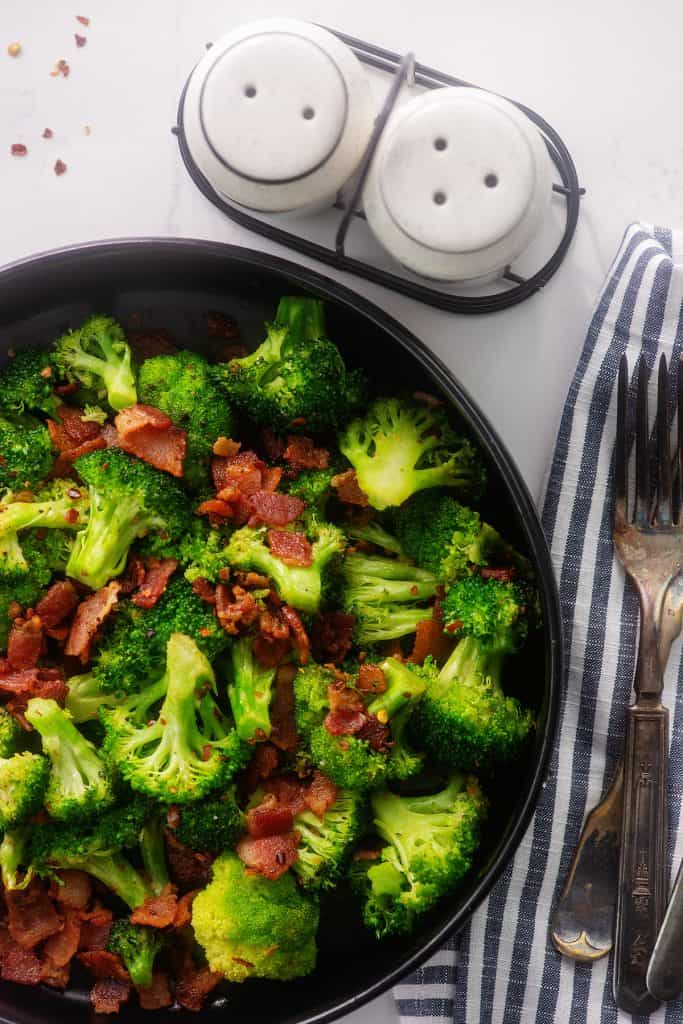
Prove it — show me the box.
[0,349,60,419]
[342,551,438,645]
[0,413,54,491]
[52,315,137,411]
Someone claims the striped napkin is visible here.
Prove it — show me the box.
[393,222,683,1024]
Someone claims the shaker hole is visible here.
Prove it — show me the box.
[433,190,447,206]
[302,106,315,120]
[244,84,257,98]
[434,137,447,151]
[484,173,499,188]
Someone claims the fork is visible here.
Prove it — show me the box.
[611,353,683,1014]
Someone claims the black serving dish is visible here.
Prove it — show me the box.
[0,239,562,1024]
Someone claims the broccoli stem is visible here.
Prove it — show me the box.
[367,658,427,721]
[72,851,151,909]
[228,637,277,741]
[437,637,505,695]
[0,827,33,891]
[66,493,143,588]
[345,522,405,556]
[140,818,170,895]
[275,296,326,342]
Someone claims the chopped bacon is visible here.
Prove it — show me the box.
[40,956,71,989]
[248,490,304,528]
[267,530,312,567]
[175,964,222,1012]
[197,498,234,520]
[118,551,146,595]
[79,949,129,982]
[281,606,309,666]
[353,846,382,862]
[115,404,187,477]
[240,742,279,796]
[78,907,113,951]
[247,794,294,838]
[53,435,106,476]
[324,707,368,736]
[35,581,79,628]
[259,608,289,641]
[130,883,178,929]
[357,663,387,694]
[3,669,67,727]
[332,469,369,507]
[137,971,174,1010]
[0,663,62,696]
[480,566,518,582]
[42,910,81,967]
[6,879,61,948]
[311,612,356,664]
[164,832,213,890]
[305,771,338,818]
[212,436,241,458]
[215,583,259,635]
[261,466,282,492]
[327,680,365,714]
[172,890,197,930]
[65,581,120,664]
[127,328,178,360]
[236,832,300,880]
[51,870,92,910]
[212,450,265,495]
[192,577,217,605]
[131,558,177,609]
[90,978,131,1014]
[356,715,392,753]
[7,615,43,671]
[270,664,298,752]
[263,774,308,816]
[0,943,41,985]
[252,635,289,667]
[409,618,453,665]
[283,435,330,473]
[48,405,101,452]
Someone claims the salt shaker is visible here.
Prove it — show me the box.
[363,87,553,282]
[181,18,375,214]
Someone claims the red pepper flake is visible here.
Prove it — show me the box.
[54,159,67,176]
[75,34,86,47]
[76,15,90,25]
[445,620,462,634]
[42,128,53,139]
[50,59,70,78]
[64,508,79,524]
[40,366,53,379]
[11,144,27,156]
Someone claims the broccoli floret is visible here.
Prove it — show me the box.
[0,481,88,567]
[351,774,486,938]
[81,404,109,425]
[0,826,33,890]
[225,521,345,615]
[283,466,337,516]
[213,297,363,432]
[292,788,368,891]
[339,398,485,511]
[52,315,137,411]
[139,814,170,894]
[345,520,405,556]
[0,350,61,419]
[65,672,124,723]
[167,790,244,853]
[0,413,54,491]
[138,350,235,493]
[0,572,46,651]
[25,697,115,821]
[101,633,248,803]
[65,449,190,590]
[342,551,437,645]
[93,576,229,695]
[0,707,21,757]
[227,636,278,742]
[0,752,49,831]
[107,919,163,989]
[441,573,532,648]
[192,851,319,982]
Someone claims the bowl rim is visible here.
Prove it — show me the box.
[0,237,563,1023]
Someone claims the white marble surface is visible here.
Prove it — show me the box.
[2,1,683,1021]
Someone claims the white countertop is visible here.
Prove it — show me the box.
[2,1,683,1021]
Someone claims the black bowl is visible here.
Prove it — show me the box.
[0,239,562,1024]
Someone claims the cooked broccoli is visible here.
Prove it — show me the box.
[283,466,337,517]
[101,633,248,803]
[342,552,437,645]
[0,707,21,757]
[166,790,244,853]
[339,398,485,511]
[65,448,190,590]
[0,570,47,652]
[0,481,89,567]
[138,350,235,492]
[65,672,123,723]
[227,635,278,742]
[0,349,60,419]
[93,576,229,695]
[139,814,170,894]
[292,788,368,891]
[0,826,33,890]
[192,851,319,982]
[351,774,486,938]
[345,520,406,556]
[0,752,49,831]
[25,697,115,821]
[441,573,533,648]
[0,413,54,491]
[52,315,137,411]
[213,296,364,432]
[225,521,345,615]
[107,919,163,989]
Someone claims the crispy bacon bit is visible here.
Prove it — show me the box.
[75,33,86,46]
[263,774,307,816]
[175,965,222,1012]
[1,667,67,726]
[409,618,453,665]
[65,581,120,664]
[327,680,365,714]
[51,869,92,910]
[7,879,61,948]
[7,615,43,671]
[215,583,259,635]
[54,159,67,176]
[260,466,281,492]
[115,404,187,477]
[246,794,294,838]
[137,971,173,1010]
[311,612,356,664]
[249,491,304,528]
[172,890,197,930]
[212,436,240,458]
[356,715,392,753]
[445,620,462,635]
[130,884,178,929]
[305,771,338,818]
[269,664,298,753]
[48,404,101,451]
[40,957,71,989]
[11,143,27,156]
[324,707,367,737]
[127,328,178,360]
[1,943,41,985]
[90,978,131,1014]
[118,551,146,594]
[240,742,279,796]
[357,662,387,694]
[281,605,310,665]
[332,469,369,507]
[78,907,113,951]
[267,530,312,567]
[53,436,106,476]
[236,832,300,880]
[252,635,289,667]
[480,566,517,582]
[76,15,90,26]
[192,577,217,605]
[212,450,265,495]
[197,498,233,520]
[79,949,128,981]
[131,558,177,609]
[164,832,213,890]
[283,435,330,473]
[42,910,81,967]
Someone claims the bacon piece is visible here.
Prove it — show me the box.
[53,435,106,476]
[118,551,146,595]
[117,403,172,432]
[192,577,217,605]
[128,328,178,360]
[172,890,197,930]
[137,971,173,1010]
[51,870,92,910]
[324,707,367,737]
[281,605,310,665]
[40,956,71,989]
[480,566,518,582]
[356,714,392,753]
[252,635,289,667]
[90,978,131,1014]
[7,879,61,949]
[305,771,338,818]
[115,404,187,477]
[0,943,41,985]
[283,435,330,472]
[332,469,369,507]
[248,491,304,528]
[267,529,312,568]
[78,907,113,951]
[212,436,240,459]
[270,664,298,752]
[263,774,308,816]
[175,965,222,1011]
[35,580,79,629]
[240,742,279,796]
[236,832,300,880]
[261,466,282,492]
[42,910,81,967]
[311,612,356,664]
[247,795,294,838]
[130,883,178,929]
[259,608,289,641]
[47,405,101,452]
[357,662,387,694]
[79,949,129,982]
[215,583,259,635]
[164,832,213,890]
[131,558,177,609]
[0,663,61,696]
[7,615,43,671]
[327,680,365,714]
[197,498,234,521]
[3,669,67,727]
[409,618,453,665]
[65,581,120,664]
[212,450,265,492]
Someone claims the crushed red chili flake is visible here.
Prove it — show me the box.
[11,144,27,156]
[75,34,86,47]
[42,128,53,139]
[76,15,90,26]
[50,59,70,78]
[54,159,67,176]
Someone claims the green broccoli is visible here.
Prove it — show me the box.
[0,752,49,831]
[139,814,170,894]
[25,697,115,821]
[93,576,229,695]
[342,551,437,645]
[65,448,190,590]
[0,350,61,419]
[101,633,248,803]
[138,350,235,492]
[192,851,319,982]
[52,315,137,411]
[107,919,163,989]
[441,573,533,647]
[345,520,406,556]
[0,413,54,491]
[65,672,123,723]
[225,521,345,615]
[0,707,21,757]
[166,790,244,853]
[0,481,89,567]
[339,398,485,511]
[0,571,47,651]
[227,635,278,742]
[351,774,486,938]
[292,788,368,891]
[0,826,33,890]
[283,466,337,517]
[213,296,364,432]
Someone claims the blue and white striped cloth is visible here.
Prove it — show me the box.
[394,223,683,1024]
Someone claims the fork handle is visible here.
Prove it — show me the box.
[613,702,669,1014]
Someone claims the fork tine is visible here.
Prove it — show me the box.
[656,354,673,525]
[615,353,628,528]
[635,357,651,527]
